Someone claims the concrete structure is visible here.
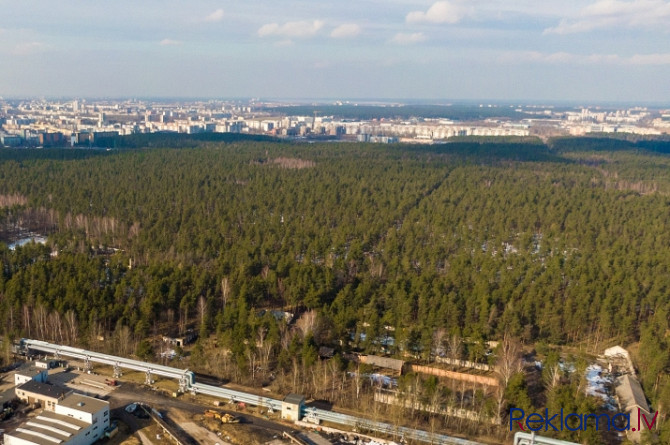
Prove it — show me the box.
[514,432,580,445]
[15,380,72,410]
[38,132,64,147]
[34,360,58,370]
[407,364,499,387]
[0,133,22,146]
[358,354,404,373]
[56,393,110,426]
[3,393,110,445]
[14,364,49,386]
[281,394,305,422]
[161,330,197,348]
[604,345,636,374]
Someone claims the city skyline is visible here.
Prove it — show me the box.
[1,0,669,102]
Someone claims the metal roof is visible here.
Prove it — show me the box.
[5,410,88,445]
[283,393,305,405]
[616,374,650,414]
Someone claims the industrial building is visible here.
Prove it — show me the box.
[14,364,49,386]
[15,380,72,411]
[281,394,305,422]
[3,393,110,445]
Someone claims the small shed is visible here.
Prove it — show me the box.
[318,346,335,359]
[34,359,58,370]
[281,393,305,422]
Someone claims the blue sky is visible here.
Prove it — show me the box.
[1,0,669,102]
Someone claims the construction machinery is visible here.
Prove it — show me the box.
[204,409,240,424]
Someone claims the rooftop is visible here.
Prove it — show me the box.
[57,393,109,414]
[17,380,71,399]
[6,409,88,445]
[616,374,650,414]
[283,393,305,405]
[16,363,46,377]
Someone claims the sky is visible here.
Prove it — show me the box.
[1,0,669,102]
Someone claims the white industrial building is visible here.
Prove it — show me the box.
[14,364,49,386]
[281,394,305,422]
[3,393,110,445]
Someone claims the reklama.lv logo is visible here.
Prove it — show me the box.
[510,408,658,433]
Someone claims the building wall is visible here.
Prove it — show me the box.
[14,370,48,386]
[407,364,499,387]
[281,402,301,422]
[56,403,93,423]
[15,389,61,410]
[66,421,106,445]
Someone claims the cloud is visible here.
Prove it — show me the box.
[203,8,224,23]
[159,39,182,46]
[498,50,670,65]
[628,53,670,64]
[545,0,670,34]
[330,24,361,39]
[11,42,45,56]
[406,1,466,24]
[258,20,324,38]
[274,40,294,47]
[391,32,427,44]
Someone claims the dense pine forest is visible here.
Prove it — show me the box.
[2,136,670,443]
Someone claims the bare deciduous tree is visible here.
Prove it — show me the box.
[221,277,230,312]
[197,296,207,328]
[35,304,48,340]
[448,334,463,364]
[22,304,31,337]
[296,309,318,338]
[115,325,132,356]
[496,332,523,388]
[433,328,447,360]
[64,310,78,345]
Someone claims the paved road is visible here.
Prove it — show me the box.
[108,382,294,438]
